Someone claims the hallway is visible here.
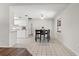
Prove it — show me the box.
[4,3,79,56]
[14,37,76,56]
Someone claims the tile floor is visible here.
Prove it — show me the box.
[14,37,76,56]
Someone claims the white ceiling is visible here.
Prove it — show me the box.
[10,3,70,19]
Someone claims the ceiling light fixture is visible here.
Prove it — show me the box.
[41,13,44,19]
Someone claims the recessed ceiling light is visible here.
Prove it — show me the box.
[14,17,19,19]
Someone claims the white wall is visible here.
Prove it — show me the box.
[31,18,54,39]
[0,4,9,47]
[54,4,79,55]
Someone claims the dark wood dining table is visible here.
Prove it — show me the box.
[35,29,50,42]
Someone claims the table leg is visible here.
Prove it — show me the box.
[35,34,37,42]
[40,34,41,42]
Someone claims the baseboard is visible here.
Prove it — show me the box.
[0,42,9,47]
[56,39,78,56]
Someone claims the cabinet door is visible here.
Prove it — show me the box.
[17,30,26,39]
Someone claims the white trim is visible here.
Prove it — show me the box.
[56,39,77,56]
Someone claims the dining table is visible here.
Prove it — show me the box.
[35,29,50,42]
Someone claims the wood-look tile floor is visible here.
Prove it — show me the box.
[14,37,76,56]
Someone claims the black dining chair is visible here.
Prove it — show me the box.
[35,29,50,42]
[40,29,46,41]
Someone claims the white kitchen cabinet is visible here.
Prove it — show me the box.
[9,30,17,47]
